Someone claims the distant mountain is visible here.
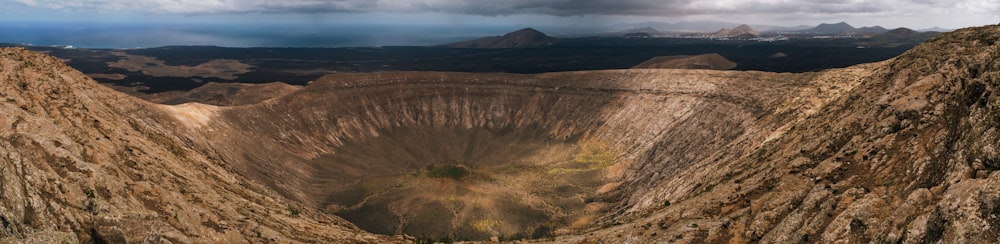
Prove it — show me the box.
[574,26,664,38]
[710,24,761,38]
[624,32,654,38]
[608,21,910,35]
[611,21,741,32]
[918,27,954,32]
[442,28,557,49]
[801,22,858,34]
[794,22,892,35]
[860,28,942,47]
[626,27,661,35]
[858,26,890,34]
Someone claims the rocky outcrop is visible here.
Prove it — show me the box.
[0,48,398,243]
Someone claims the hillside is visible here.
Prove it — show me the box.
[117,82,303,106]
[861,28,942,47]
[1,24,1000,243]
[0,48,398,243]
[442,28,557,48]
[858,26,890,34]
[710,24,761,38]
[554,24,1000,243]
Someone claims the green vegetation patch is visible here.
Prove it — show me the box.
[548,142,618,174]
[426,164,469,180]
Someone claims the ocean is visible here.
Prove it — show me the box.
[0,22,524,49]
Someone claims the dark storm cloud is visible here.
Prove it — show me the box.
[4,0,998,17]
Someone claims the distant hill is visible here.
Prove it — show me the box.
[620,27,660,38]
[442,28,557,48]
[607,21,927,35]
[626,27,660,34]
[624,32,653,38]
[611,21,743,32]
[877,28,938,38]
[862,28,942,47]
[710,24,761,38]
[802,22,858,34]
[611,20,801,33]
[631,53,737,70]
[918,27,954,32]
[858,26,890,34]
[795,22,892,35]
[583,27,665,38]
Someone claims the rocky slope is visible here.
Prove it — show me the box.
[0,48,399,243]
[554,24,1000,243]
[0,24,999,243]
[117,82,303,106]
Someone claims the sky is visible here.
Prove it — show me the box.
[1,0,998,47]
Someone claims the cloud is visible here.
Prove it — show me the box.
[12,0,36,6]
[3,0,998,17]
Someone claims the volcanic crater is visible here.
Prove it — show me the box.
[169,69,827,241]
[2,24,1000,243]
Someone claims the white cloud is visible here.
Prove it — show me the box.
[13,0,36,6]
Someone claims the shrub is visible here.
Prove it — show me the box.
[425,164,469,180]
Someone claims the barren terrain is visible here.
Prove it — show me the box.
[107,52,253,80]
[0,24,998,243]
